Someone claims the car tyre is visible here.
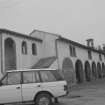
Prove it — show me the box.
[35,93,53,105]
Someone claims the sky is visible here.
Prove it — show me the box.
[0,0,105,47]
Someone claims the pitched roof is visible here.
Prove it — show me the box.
[31,56,56,69]
[0,29,42,42]
[58,36,105,55]
[30,29,60,37]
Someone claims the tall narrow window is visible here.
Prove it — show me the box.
[88,50,92,60]
[22,41,27,54]
[69,45,76,57]
[32,43,37,55]
[69,45,73,56]
[99,54,102,61]
[73,46,76,56]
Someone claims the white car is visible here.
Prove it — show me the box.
[0,68,68,105]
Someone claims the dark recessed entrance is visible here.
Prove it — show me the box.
[102,63,105,78]
[85,61,91,82]
[97,63,102,79]
[62,57,74,84]
[75,60,84,83]
[4,38,16,71]
[92,62,97,79]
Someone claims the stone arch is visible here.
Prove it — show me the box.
[102,63,105,78]
[97,62,102,79]
[75,60,84,83]
[62,57,74,84]
[85,61,91,81]
[92,62,97,79]
[4,38,16,71]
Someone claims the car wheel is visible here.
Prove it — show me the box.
[35,93,53,105]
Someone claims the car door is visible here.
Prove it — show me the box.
[0,72,22,104]
[39,70,66,97]
[39,70,58,95]
[22,71,42,102]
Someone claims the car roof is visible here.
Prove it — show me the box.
[6,68,57,73]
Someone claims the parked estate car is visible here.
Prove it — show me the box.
[0,68,68,105]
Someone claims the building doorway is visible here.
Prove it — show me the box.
[62,57,74,84]
[85,61,91,81]
[97,63,102,79]
[75,60,84,83]
[4,38,16,71]
[92,62,97,79]
[102,63,105,78]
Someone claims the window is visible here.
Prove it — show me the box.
[32,43,37,55]
[99,54,102,61]
[6,72,21,85]
[51,70,64,81]
[69,45,76,57]
[88,50,92,60]
[40,71,56,82]
[22,41,27,54]
[69,45,72,56]
[23,71,40,84]
[73,46,76,56]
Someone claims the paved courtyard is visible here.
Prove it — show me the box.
[56,79,105,105]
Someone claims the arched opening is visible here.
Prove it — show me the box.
[32,43,37,55]
[97,62,102,79]
[22,41,27,54]
[5,38,16,71]
[75,60,84,83]
[102,63,105,78]
[92,62,97,79]
[85,61,91,81]
[62,57,75,84]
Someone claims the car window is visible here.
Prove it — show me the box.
[7,72,21,85]
[51,70,64,81]
[23,71,40,84]
[40,71,56,82]
[1,75,7,85]
[35,71,40,82]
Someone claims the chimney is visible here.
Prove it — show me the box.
[86,38,94,48]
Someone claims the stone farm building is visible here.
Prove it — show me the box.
[0,29,105,84]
